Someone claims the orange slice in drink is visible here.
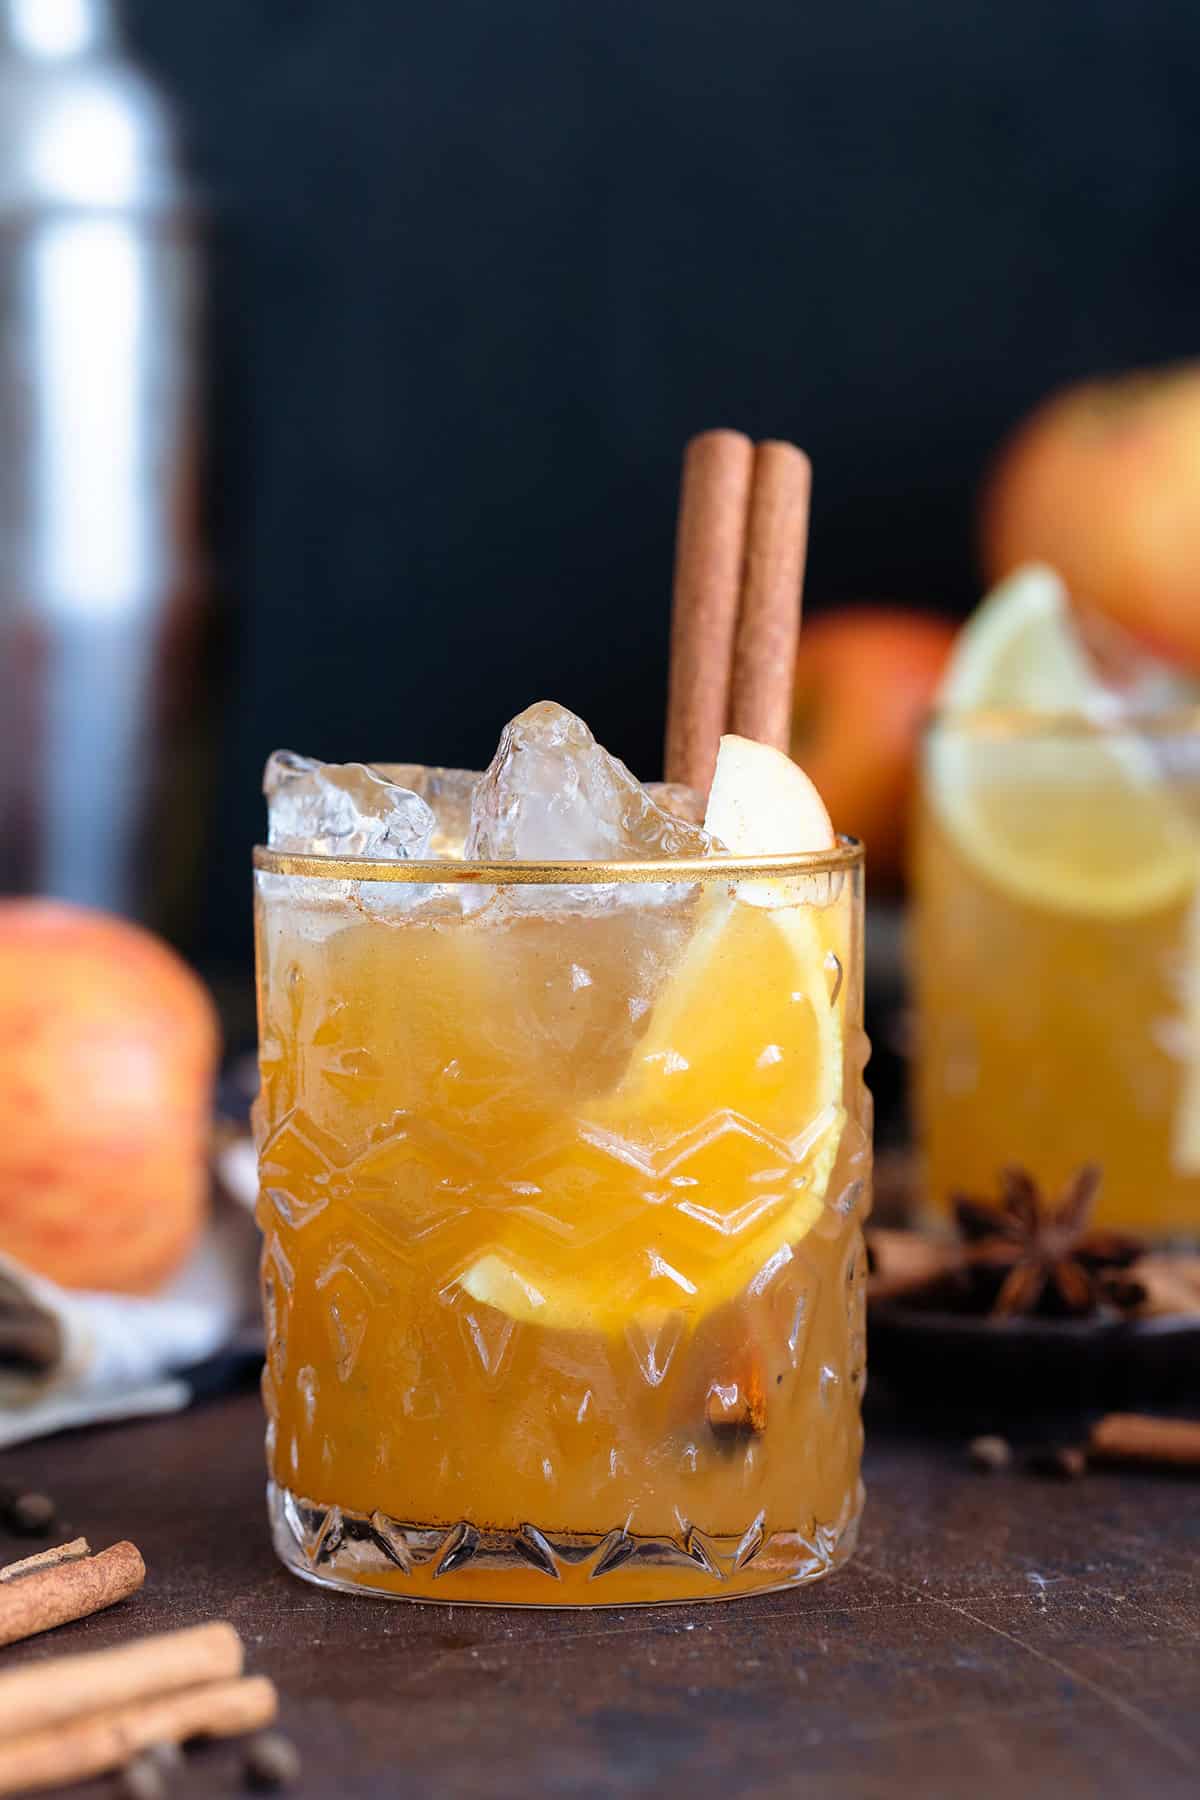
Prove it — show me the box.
[459,739,846,1331]
[929,566,1196,918]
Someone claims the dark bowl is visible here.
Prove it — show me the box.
[869,1304,1200,1422]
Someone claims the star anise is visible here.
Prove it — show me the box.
[952,1164,1144,1320]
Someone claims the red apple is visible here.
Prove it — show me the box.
[790,608,957,884]
[0,901,219,1293]
[981,362,1200,670]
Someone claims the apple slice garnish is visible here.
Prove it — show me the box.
[705,734,835,853]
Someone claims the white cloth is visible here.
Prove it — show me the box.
[0,1138,261,1448]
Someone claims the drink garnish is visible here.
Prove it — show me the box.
[665,431,812,791]
[928,564,1196,916]
[459,736,845,1332]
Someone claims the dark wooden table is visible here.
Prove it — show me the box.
[2,1387,1197,1799]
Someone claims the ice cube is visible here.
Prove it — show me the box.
[466,703,712,861]
[644,780,707,828]
[264,751,435,858]
[374,764,480,857]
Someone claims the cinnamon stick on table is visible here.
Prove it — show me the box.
[1088,1413,1200,1469]
[0,1539,89,1584]
[0,1541,143,1649]
[664,429,755,792]
[0,1673,277,1797]
[0,1620,243,1739]
[729,440,811,751]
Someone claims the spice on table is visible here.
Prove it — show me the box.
[1088,1413,1200,1470]
[0,1613,284,1797]
[0,1620,243,1739]
[869,1218,1200,1329]
[0,1537,89,1583]
[868,1164,1150,1320]
[0,1674,277,1797]
[244,1730,302,1791]
[954,1164,1143,1318]
[967,1434,1012,1472]
[1028,1446,1087,1481]
[0,1540,144,1648]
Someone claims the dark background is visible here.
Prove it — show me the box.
[124,0,1200,974]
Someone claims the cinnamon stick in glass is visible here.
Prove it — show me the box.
[729,439,811,752]
[0,1621,243,1740]
[0,1541,144,1648]
[705,1356,767,1436]
[0,1674,277,1797]
[664,429,755,792]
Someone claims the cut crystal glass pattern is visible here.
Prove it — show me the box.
[269,1481,861,1605]
[254,849,870,1605]
[257,1097,868,1603]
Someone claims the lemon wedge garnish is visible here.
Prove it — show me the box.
[929,565,1195,918]
[459,738,846,1332]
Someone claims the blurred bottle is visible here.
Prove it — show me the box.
[0,0,204,919]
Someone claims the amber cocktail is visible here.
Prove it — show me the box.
[912,710,1200,1237]
[254,719,870,1606]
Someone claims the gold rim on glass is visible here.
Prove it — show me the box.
[253,840,863,885]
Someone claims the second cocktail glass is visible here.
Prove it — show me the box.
[912,708,1200,1238]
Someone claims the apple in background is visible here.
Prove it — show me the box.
[981,362,1200,671]
[0,901,219,1293]
[790,608,957,886]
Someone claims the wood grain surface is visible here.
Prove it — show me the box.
[0,1388,1196,1799]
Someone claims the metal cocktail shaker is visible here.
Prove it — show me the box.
[0,0,203,918]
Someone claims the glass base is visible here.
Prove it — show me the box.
[268,1480,863,1608]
